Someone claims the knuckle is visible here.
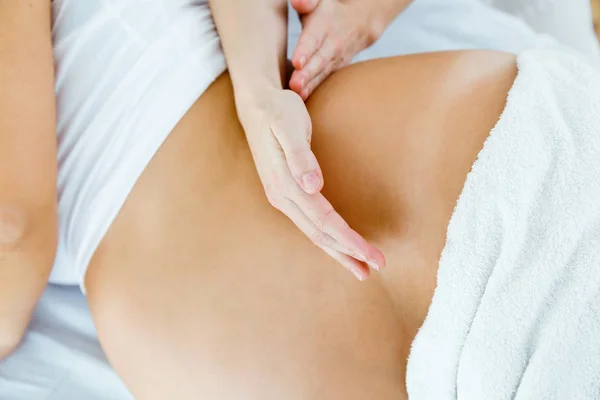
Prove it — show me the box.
[313,53,326,71]
[333,37,345,58]
[263,169,285,189]
[270,172,283,189]
[288,147,311,166]
[305,34,319,51]
[266,195,282,210]
[314,32,325,48]
[309,230,329,246]
[322,64,334,80]
[313,207,335,232]
[313,215,325,232]
[264,186,283,210]
[283,183,299,199]
[271,177,295,199]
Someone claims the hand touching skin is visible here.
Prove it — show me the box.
[209,0,387,280]
[240,88,386,280]
[290,0,412,100]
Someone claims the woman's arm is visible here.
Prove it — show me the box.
[0,1,58,358]
[208,0,287,110]
[290,0,415,99]
[208,0,385,278]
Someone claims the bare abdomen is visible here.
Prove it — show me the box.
[86,51,516,399]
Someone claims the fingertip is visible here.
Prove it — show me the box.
[289,72,306,94]
[351,265,370,282]
[291,53,303,70]
[291,0,319,14]
[341,231,386,271]
[322,246,369,281]
[293,47,313,70]
[289,0,303,11]
[368,247,387,272]
[300,88,310,100]
[296,55,308,69]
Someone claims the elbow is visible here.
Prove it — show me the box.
[0,203,58,363]
[0,333,22,361]
[0,203,58,271]
[0,201,58,259]
[0,206,29,251]
[0,200,58,290]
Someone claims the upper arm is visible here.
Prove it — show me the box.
[0,0,58,357]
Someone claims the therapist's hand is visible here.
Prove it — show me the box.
[238,88,385,280]
[290,0,411,100]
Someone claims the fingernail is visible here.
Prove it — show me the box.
[352,268,366,281]
[299,56,307,68]
[302,172,321,193]
[354,252,368,263]
[368,261,381,271]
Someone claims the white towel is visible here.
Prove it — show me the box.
[406,49,600,399]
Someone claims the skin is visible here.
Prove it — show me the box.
[210,0,384,277]
[85,52,516,400]
[0,1,58,358]
[84,50,517,399]
[289,0,414,99]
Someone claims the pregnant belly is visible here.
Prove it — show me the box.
[88,72,410,398]
[87,51,514,398]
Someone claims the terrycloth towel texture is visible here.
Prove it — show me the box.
[406,49,600,399]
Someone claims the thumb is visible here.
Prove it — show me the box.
[287,142,324,195]
[270,118,323,195]
[290,0,321,15]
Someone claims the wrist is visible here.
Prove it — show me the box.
[234,84,281,128]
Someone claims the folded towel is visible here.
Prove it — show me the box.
[406,49,600,399]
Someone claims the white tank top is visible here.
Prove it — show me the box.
[50,0,226,286]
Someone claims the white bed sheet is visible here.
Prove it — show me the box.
[0,0,572,399]
[0,285,131,400]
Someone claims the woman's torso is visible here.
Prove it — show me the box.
[86,51,517,398]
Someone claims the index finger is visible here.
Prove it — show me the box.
[279,198,370,280]
[290,186,386,270]
[291,24,325,71]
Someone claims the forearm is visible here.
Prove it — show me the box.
[208,0,287,121]
[0,1,57,202]
[0,0,58,357]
